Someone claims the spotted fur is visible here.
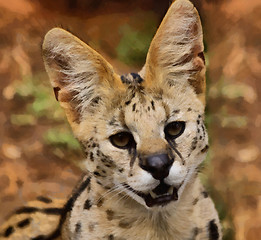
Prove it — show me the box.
[0,0,222,239]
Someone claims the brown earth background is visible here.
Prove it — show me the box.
[0,0,260,239]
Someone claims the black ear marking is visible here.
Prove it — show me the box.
[120,73,143,85]
[198,52,205,64]
[53,87,61,101]
[130,73,143,84]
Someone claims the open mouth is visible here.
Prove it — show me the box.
[123,181,178,207]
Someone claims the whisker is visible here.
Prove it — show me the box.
[105,187,127,203]
[95,185,121,204]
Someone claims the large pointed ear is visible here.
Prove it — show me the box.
[144,0,206,104]
[42,28,124,130]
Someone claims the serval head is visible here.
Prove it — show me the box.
[42,0,207,208]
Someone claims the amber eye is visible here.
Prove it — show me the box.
[109,132,135,149]
[164,121,185,139]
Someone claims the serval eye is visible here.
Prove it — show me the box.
[164,121,185,139]
[110,132,135,149]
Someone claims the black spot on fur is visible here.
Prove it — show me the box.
[202,191,209,198]
[43,208,63,215]
[4,226,14,237]
[75,222,81,233]
[96,150,101,156]
[172,109,180,114]
[132,103,136,112]
[36,196,52,204]
[31,235,46,240]
[191,227,199,239]
[88,222,96,232]
[94,171,101,176]
[208,219,219,240]
[109,117,117,126]
[84,151,89,157]
[151,101,155,110]
[192,198,199,205]
[202,125,206,137]
[108,234,114,240]
[17,218,31,228]
[15,206,38,214]
[106,209,114,221]
[125,100,131,105]
[191,137,198,150]
[90,152,94,161]
[15,207,62,215]
[84,199,92,210]
[201,145,209,153]
[97,198,104,207]
[187,107,192,111]
[96,180,103,185]
[118,220,132,229]
[197,120,200,124]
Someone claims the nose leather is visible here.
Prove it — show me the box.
[139,153,174,180]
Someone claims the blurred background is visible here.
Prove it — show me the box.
[0,0,260,239]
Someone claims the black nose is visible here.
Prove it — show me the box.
[139,154,174,180]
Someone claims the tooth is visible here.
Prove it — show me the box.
[168,186,174,195]
[149,191,157,199]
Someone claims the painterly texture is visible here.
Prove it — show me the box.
[0,0,222,239]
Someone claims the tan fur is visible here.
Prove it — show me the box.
[0,0,221,239]
[144,0,206,104]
